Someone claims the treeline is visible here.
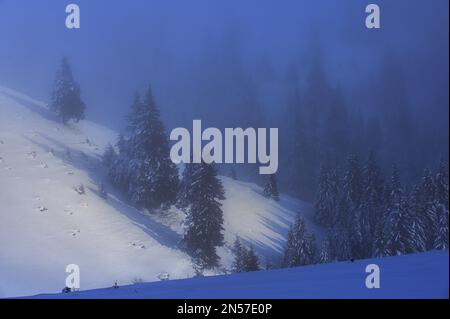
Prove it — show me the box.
[102,86,226,270]
[281,153,449,269]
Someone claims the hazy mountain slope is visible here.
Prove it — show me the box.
[0,86,317,298]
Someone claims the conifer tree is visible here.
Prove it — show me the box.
[263,174,280,201]
[380,167,415,256]
[50,57,85,124]
[231,238,246,273]
[108,133,131,191]
[361,151,385,257]
[102,144,116,168]
[433,161,449,250]
[126,86,179,210]
[314,163,332,227]
[183,162,225,268]
[318,239,331,263]
[340,155,364,259]
[244,246,260,272]
[417,169,438,249]
[283,214,317,267]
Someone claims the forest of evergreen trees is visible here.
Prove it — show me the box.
[281,155,449,268]
[51,56,447,274]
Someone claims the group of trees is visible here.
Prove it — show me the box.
[50,57,85,124]
[101,86,226,269]
[314,154,449,262]
[231,238,260,273]
[280,154,448,269]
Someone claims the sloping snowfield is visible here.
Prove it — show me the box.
[29,251,449,299]
[0,86,314,298]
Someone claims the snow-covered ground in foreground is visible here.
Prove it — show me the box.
[0,86,315,298]
[28,251,449,299]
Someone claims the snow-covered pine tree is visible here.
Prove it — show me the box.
[433,161,449,250]
[314,163,331,227]
[417,169,438,249]
[314,161,340,228]
[283,214,317,267]
[102,144,116,168]
[231,238,246,273]
[183,162,225,268]
[263,174,280,201]
[126,86,179,210]
[340,155,364,259]
[327,225,352,261]
[361,151,385,257]
[243,246,260,272]
[380,166,415,256]
[50,57,85,124]
[108,133,132,192]
[176,163,197,210]
[318,238,330,263]
[408,185,427,252]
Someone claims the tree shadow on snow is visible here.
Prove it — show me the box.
[25,133,183,251]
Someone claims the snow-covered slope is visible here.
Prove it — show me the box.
[0,86,315,298]
[29,251,449,299]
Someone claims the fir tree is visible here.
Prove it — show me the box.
[314,163,332,227]
[318,239,331,263]
[183,162,225,268]
[433,161,449,250]
[126,86,179,210]
[108,134,132,192]
[434,204,449,250]
[380,167,415,256]
[408,185,427,252]
[50,57,85,124]
[263,174,280,201]
[102,144,116,168]
[361,151,385,257]
[340,155,364,259]
[176,163,197,210]
[244,246,260,272]
[283,214,317,267]
[417,169,437,249]
[231,238,246,273]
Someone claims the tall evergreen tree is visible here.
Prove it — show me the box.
[408,185,427,252]
[318,238,331,263]
[361,151,385,257]
[108,133,132,191]
[340,155,364,259]
[183,162,225,268]
[432,161,449,250]
[314,161,340,228]
[126,86,179,210]
[231,238,246,273]
[50,57,85,124]
[244,246,260,272]
[379,167,415,256]
[283,214,317,267]
[263,174,280,201]
[102,144,116,168]
[417,169,438,249]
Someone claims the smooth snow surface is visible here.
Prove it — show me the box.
[30,251,449,299]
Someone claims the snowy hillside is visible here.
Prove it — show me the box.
[29,251,449,299]
[0,86,315,298]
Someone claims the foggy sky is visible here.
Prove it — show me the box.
[0,0,448,135]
